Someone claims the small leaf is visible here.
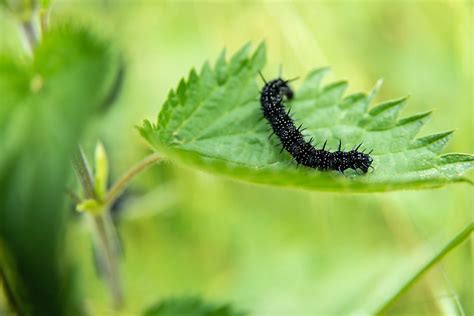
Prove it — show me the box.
[140,43,474,192]
[143,296,245,316]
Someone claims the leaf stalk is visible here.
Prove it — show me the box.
[104,152,162,207]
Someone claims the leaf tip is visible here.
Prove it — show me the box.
[138,119,153,136]
[368,79,384,101]
[369,96,408,116]
[251,41,267,70]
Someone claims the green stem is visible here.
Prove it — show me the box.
[72,146,124,309]
[20,19,39,54]
[90,212,123,309]
[376,222,474,315]
[72,147,96,199]
[104,152,161,207]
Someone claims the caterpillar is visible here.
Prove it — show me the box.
[259,74,373,174]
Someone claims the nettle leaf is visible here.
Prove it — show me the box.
[140,43,474,192]
[143,296,245,316]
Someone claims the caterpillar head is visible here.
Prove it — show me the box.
[273,78,294,100]
[349,150,373,173]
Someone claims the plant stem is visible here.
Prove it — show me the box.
[90,212,123,309]
[72,146,124,309]
[105,152,161,206]
[72,147,97,199]
[376,222,474,315]
[21,19,39,54]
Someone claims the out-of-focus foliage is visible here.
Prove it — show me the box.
[0,24,118,314]
[143,297,245,316]
[140,43,473,192]
[0,1,472,316]
[1,0,38,20]
[359,222,473,314]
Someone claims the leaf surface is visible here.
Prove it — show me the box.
[140,43,474,192]
[143,297,245,316]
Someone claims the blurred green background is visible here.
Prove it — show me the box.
[0,0,472,315]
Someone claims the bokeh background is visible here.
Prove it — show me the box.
[0,0,472,315]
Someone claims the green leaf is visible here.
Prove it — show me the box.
[357,222,473,315]
[0,24,118,314]
[143,297,246,316]
[140,43,474,192]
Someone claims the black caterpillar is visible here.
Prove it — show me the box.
[259,75,373,174]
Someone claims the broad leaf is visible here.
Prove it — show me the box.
[140,43,474,192]
[143,297,245,316]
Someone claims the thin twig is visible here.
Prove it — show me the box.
[91,213,123,308]
[72,147,96,199]
[72,146,124,309]
[376,222,474,315]
[105,152,161,206]
[21,20,38,54]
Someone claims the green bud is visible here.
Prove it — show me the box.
[76,199,103,215]
[94,141,109,201]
